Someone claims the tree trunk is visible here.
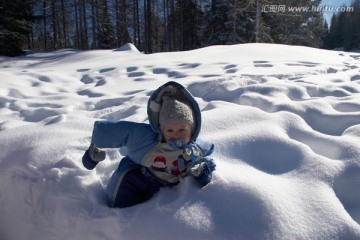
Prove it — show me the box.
[144,0,152,53]
[91,0,97,48]
[82,0,88,49]
[51,0,57,50]
[74,0,80,48]
[255,0,261,43]
[61,0,67,47]
[43,0,47,50]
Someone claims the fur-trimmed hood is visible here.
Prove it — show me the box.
[147,81,201,141]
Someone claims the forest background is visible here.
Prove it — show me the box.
[0,0,359,57]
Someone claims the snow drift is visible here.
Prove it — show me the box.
[0,43,360,240]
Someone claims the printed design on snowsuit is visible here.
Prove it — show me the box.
[141,142,203,183]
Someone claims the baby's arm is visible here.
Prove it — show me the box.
[82,121,156,169]
[190,140,216,186]
[91,121,154,148]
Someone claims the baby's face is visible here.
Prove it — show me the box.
[163,122,192,144]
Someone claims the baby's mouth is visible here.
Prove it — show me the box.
[168,139,185,148]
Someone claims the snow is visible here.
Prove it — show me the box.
[1,43,360,239]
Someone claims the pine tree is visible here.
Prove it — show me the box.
[327,11,348,50]
[203,0,228,45]
[321,21,332,49]
[326,0,360,51]
[203,0,251,45]
[348,0,360,50]
[0,0,36,56]
[250,0,272,43]
[97,0,116,49]
[266,0,326,48]
[172,0,203,50]
[114,0,132,47]
[225,0,252,43]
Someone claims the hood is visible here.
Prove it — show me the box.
[147,81,201,141]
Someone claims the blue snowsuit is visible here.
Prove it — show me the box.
[82,81,216,208]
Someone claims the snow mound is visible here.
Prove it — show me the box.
[0,43,360,239]
[115,43,140,52]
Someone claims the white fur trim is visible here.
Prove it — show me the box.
[149,100,161,112]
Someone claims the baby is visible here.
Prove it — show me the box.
[82,81,216,208]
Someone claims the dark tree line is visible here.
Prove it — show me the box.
[323,0,360,51]
[0,0,358,57]
[0,0,38,56]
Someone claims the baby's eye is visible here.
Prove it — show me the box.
[166,129,174,133]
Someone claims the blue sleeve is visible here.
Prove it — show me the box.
[91,121,158,153]
[197,139,216,171]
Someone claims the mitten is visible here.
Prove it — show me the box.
[82,143,106,170]
[190,162,212,187]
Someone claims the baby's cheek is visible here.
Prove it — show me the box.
[164,134,173,142]
[183,134,191,144]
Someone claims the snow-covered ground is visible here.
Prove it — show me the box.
[1,43,360,240]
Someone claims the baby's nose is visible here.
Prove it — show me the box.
[174,131,180,138]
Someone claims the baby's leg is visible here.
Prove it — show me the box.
[115,167,162,208]
[107,166,162,208]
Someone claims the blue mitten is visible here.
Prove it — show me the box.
[190,162,212,186]
[82,143,106,170]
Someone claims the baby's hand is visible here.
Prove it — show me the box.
[82,143,106,170]
[89,143,106,162]
[190,162,212,186]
